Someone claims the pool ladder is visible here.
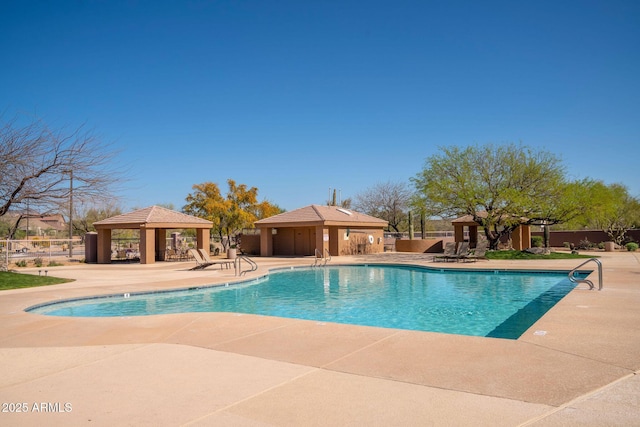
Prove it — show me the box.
[313,248,331,267]
[568,258,603,290]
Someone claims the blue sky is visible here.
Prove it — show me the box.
[2,0,639,212]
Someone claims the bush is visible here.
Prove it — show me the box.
[33,257,43,267]
[531,236,543,248]
[626,242,638,252]
[576,238,595,250]
[15,260,27,267]
[47,261,64,267]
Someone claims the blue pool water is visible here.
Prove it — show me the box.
[28,265,579,339]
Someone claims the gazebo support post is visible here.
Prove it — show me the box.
[155,229,167,261]
[523,225,531,249]
[511,225,531,251]
[196,228,210,254]
[454,224,465,244]
[97,229,112,264]
[140,226,155,264]
[260,227,273,257]
[469,225,478,248]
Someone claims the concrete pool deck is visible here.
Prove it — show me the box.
[0,251,638,426]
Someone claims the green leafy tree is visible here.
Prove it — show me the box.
[74,203,123,235]
[183,179,283,249]
[566,182,640,245]
[412,143,583,249]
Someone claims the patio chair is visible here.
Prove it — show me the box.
[198,248,234,269]
[449,241,470,262]
[188,248,216,270]
[461,240,489,262]
[434,242,457,262]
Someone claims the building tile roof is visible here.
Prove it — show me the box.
[93,206,212,228]
[255,205,388,227]
[2,212,68,232]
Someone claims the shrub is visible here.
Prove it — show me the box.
[15,260,27,267]
[47,261,64,267]
[597,242,605,250]
[626,242,638,252]
[531,236,543,248]
[576,238,594,250]
[33,257,43,267]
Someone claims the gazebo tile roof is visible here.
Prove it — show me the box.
[93,206,212,227]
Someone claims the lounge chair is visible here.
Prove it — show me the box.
[187,248,229,270]
[198,248,234,269]
[188,248,213,270]
[449,241,470,262]
[461,241,488,262]
[434,242,457,262]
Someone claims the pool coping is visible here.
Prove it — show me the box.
[1,251,639,425]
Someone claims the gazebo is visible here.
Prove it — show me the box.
[254,205,388,257]
[452,213,531,250]
[92,206,213,264]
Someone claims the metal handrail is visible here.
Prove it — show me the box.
[313,248,331,267]
[568,258,603,290]
[235,255,258,276]
[323,248,331,265]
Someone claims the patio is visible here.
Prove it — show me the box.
[0,251,638,425]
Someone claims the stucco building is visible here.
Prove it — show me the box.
[254,205,388,257]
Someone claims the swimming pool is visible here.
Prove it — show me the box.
[28,265,579,339]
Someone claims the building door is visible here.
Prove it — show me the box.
[294,228,314,256]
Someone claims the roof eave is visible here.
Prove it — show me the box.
[255,220,387,228]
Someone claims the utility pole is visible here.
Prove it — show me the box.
[26,199,29,241]
[65,170,73,258]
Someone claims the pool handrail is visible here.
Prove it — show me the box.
[235,255,258,276]
[313,248,331,267]
[568,258,603,290]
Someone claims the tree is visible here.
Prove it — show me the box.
[73,202,123,236]
[326,188,352,208]
[353,181,412,232]
[0,114,122,222]
[412,143,582,250]
[183,179,283,250]
[566,182,640,245]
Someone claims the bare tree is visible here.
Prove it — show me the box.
[353,181,412,232]
[0,114,123,223]
[0,212,28,239]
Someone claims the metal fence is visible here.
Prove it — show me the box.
[1,239,83,270]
